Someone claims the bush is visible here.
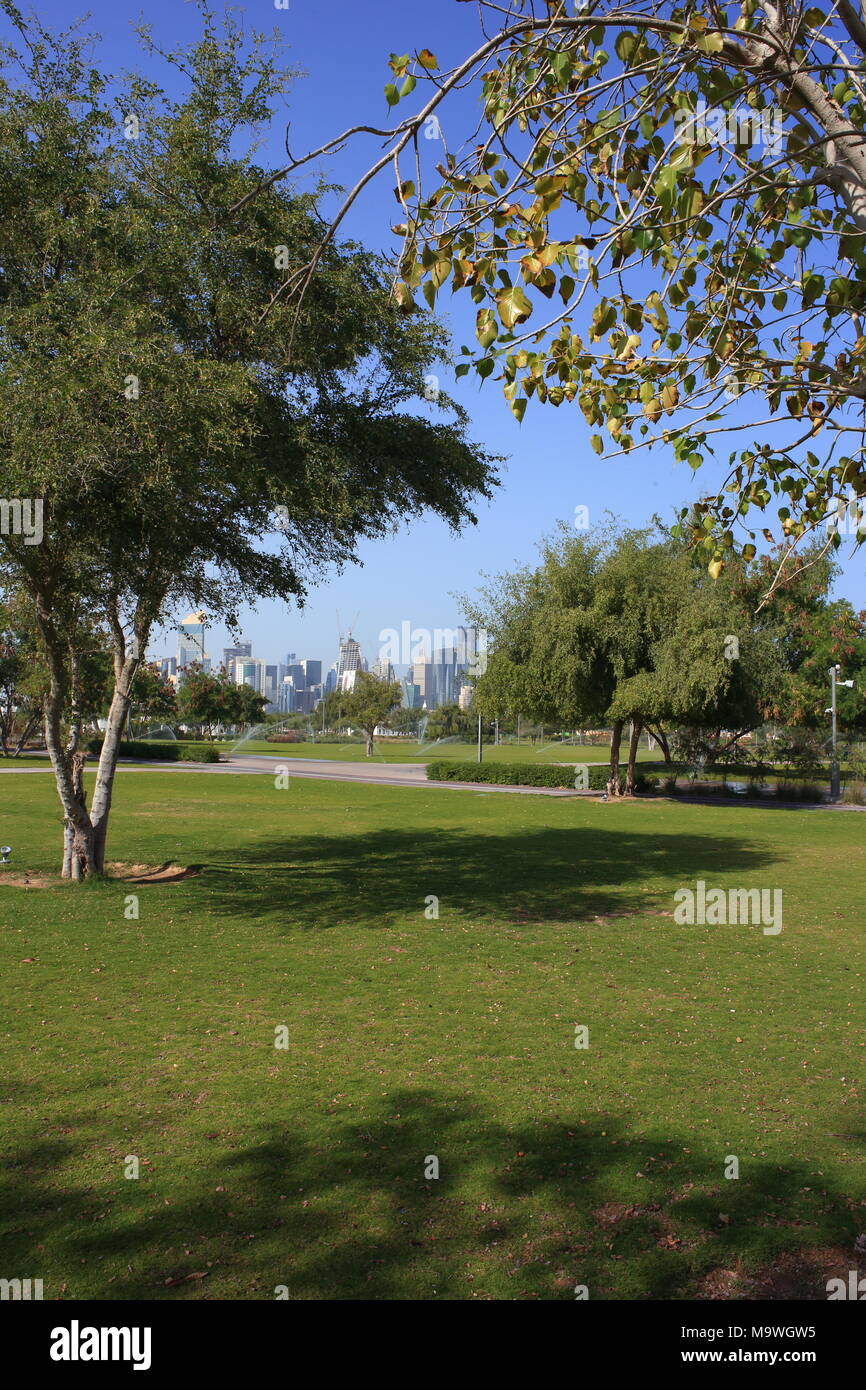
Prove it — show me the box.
[86,738,221,763]
[843,780,865,805]
[773,778,824,802]
[180,744,221,763]
[425,760,656,793]
[265,731,305,743]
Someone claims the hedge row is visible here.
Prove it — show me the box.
[86,739,222,763]
[426,760,656,792]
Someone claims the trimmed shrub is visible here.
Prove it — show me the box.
[86,739,221,763]
[180,744,221,763]
[773,778,824,803]
[425,760,655,793]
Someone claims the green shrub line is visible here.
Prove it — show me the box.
[426,759,656,793]
[86,739,222,763]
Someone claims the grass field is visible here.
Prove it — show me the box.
[1,768,864,1300]
[217,737,653,764]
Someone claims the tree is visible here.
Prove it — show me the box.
[339,672,402,756]
[425,702,473,739]
[231,681,269,733]
[0,7,496,877]
[290,0,866,581]
[467,520,819,794]
[0,592,45,755]
[130,663,177,731]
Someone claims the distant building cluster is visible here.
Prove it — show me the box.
[151,616,480,714]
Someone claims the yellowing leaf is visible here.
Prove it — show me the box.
[496,285,533,329]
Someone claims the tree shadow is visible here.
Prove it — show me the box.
[197,826,782,930]
[4,1091,860,1300]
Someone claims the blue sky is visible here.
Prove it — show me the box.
[12,0,866,673]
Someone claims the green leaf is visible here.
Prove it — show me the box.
[384,83,400,107]
[476,308,498,349]
[590,434,604,455]
[496,285,533,329]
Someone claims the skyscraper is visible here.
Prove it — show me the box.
[235,658,266,693]
[177,611,208,671]
[223,641,252,682]
[301,658,322,687]
[336,635,362,679]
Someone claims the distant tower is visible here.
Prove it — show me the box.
[336,633,362,679]
[177,611,207,670]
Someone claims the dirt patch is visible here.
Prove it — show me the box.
[0,862,199,888]
[105,862,200,884]
[0,873,55,889]
[696,1247,862,1300]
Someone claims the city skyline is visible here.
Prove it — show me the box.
[152,621,481,714]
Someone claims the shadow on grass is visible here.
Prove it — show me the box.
[198,825,782,929]
[2,1091,860,1301]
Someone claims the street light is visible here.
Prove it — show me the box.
[829,665,856,800]
[0,846,11,866]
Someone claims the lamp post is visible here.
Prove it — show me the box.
[829,665,855,800]
[477,713,483,764]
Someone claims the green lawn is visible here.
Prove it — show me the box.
[218,737,641,763]
[1,769,863,1300]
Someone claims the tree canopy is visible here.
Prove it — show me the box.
[0,4,497,875]
[465,518,856,792]
[339,671,403,755]
[291,0,866,582]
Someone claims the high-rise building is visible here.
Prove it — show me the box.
[325,665,337,695]
[294,684,323,714]
[177,611,208,671]
[264,664,280,709]
[410,661,434,708]
[336,635,362,679]
[301,658,322,688]
[371,657,395,683]
[223,642,252,681]
[401,679,420,709]
[235,658,266,694]
[285,651,297,666]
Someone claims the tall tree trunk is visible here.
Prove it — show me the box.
[625,720,643,796]
[366,730,374,757]
[647,724,671,763]
[89,653,144,874]
[35,587,149,878]
[607,719,624,797]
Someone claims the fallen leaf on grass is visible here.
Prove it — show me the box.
[163,1271,210,1287]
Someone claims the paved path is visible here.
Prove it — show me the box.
[0,753,581,796]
